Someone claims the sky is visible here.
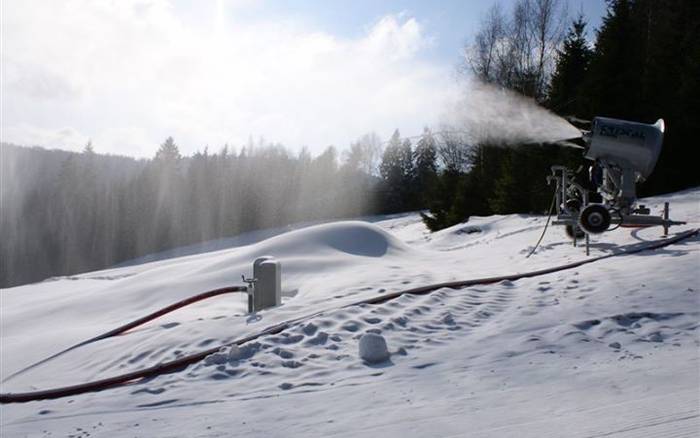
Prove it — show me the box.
[0,0,607,158]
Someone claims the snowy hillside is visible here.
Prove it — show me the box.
[1,189,699,437]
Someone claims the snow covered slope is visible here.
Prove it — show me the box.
[1,189,699,437]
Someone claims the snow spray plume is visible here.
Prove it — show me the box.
[442,80,582,146]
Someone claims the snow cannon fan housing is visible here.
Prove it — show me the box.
[585,117,665,180]
[547,116,684,242]
[581,116,665,214]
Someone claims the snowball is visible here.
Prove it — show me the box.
[359,333,390,364]
[228,344,242,361]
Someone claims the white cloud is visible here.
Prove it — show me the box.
[1,0,456,157]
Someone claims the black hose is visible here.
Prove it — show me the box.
[526,190,557,258]
[607,207,623,231]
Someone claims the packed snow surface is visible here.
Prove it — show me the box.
[1,189,699,437]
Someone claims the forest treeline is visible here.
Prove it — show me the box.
[2,0,698,288]
[0,139,381,287]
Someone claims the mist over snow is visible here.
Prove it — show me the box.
[1,1,456,156]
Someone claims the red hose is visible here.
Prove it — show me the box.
[0,322,288,404]
[1,285,248,383]
[1,228,697,404]
[88,285,249,340]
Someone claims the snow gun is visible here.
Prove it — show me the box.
[547,116,685,241]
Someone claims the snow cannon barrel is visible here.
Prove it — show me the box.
[252,256,281,311]
[585,117,664,179]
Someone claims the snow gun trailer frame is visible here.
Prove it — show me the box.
[548,116,685,250]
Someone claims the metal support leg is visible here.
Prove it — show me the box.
[241,275,257,313]
[585,233,590,256]
[663,202,669,237]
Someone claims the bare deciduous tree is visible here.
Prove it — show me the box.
[463,4,506,82]
[342,132,382,176]
[462,0,567,101]
[530,0,568,97]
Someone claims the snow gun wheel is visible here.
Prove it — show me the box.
[578,204,611,234]
[565,224,585,239]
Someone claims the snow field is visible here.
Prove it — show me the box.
[1,189,698,437]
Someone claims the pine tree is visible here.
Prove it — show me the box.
[585,0,641,119]
[488,150,522,214]
[155,137,182,165]
[413,127,438,207]
[150,137,184,250]
[379,130,415,212]
[83,140,95,154]
[547,15,592,116]
[380,130,402,181]
[399,138,415,192]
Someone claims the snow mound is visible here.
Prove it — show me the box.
[359,333,390,364]
[253,221,410,258]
